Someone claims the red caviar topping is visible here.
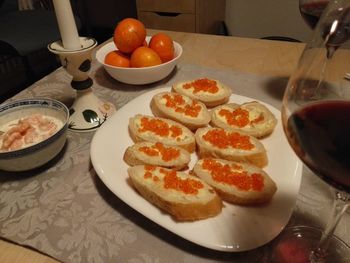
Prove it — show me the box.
[139,142,180,161]
[144,171,152,179]
[183,78,219,94]
[153,176,160,182]
[162,94,201,117]
[139,146,158,156]
[170,125,182,139]
[164,93,185,107]
[202,159,264,191]
[144,165,156,179]
[145,165,156,171]
[251,113,264,124]
[202,129,254,150]
[219,108,250,127]
[160,168,203,194]
[219,108,265,127]
[139,117,183,138]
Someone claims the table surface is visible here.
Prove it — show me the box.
[0,29,308,262]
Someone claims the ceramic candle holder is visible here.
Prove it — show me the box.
[48,37,115,132]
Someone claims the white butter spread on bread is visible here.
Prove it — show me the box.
[129,114,196,153]
[193,158,277,205]
[195,127,268,167]
[124,141,190,170]
[128,165,222,221]
[151,92,210,130]
[211,101,277,138]
[172,78,232,107]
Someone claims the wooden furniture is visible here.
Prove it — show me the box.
[136,0,226,34]
[0,29,306,263]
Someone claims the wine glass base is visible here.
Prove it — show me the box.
[269,226,350,263]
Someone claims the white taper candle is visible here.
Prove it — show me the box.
[52,0,81,50]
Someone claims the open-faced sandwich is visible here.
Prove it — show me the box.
[211,101,277,138]
[172,78,232,107]
[195,127,268,167]
[151,91,210,130]
[129,114,196,153]
[193,158,277,205]
[124,141,191,170]
[128,165,223,221]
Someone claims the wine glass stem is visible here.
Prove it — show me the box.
[310,191,350,262]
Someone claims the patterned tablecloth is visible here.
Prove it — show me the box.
[0,61,349,263]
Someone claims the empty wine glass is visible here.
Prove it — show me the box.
[272,0,350,262]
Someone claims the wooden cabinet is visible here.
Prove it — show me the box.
[136,0,226,35]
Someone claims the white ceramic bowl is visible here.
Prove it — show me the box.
[95,36,182,85]
[0,98,69,172]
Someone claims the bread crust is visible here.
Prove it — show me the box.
[129,114,196,153]
[195,127,268,167]
[172,78,232,107]
[128,165,223,221]
[211,101,277,138]
[193,158,277,205]
[151,92,210,130]
[123,141,190,170]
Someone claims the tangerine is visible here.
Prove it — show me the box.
[149,33,175,62]
[113,18,146,53]
[130,47,162,67]
[142,39,148,47]
[104,50,130,67]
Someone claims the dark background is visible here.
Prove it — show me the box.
[0,0,137,103]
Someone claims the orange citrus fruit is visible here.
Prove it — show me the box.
[130,47,162,67]
[142,39,148,47]
[113,18,146,54]
[104,50,130,67]
[149,33,175,62]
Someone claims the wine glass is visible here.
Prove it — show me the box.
[299,0,330,29]
[272,0,350,262]
[300,0,350,82]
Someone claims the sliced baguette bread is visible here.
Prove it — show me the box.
[172,78,232,107]
[129,114,196,153]
[195,127,268,167]
[193,158,277,205]
[124,141,191,170]
[151,91,210,130]
[128,165,222,221]
[211,101,277,138]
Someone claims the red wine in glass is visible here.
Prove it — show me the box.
[277,3,350,261]
[300,0,330,29]
[286,101,350,193]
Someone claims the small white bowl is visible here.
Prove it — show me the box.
[95,36,182,85]
[0,98,69,172]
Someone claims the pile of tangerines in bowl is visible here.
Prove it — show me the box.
[95,18,182,85]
